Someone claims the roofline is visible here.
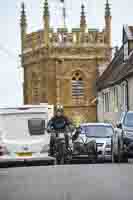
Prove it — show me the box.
[97,61,133,91]
[97,45,123,85]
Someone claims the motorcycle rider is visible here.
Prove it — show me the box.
[47,105,73,156]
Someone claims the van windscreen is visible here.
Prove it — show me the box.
[28,118,45,136]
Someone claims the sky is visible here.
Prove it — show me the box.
[0,0,133,107]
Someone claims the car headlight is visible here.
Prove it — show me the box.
[124,131,133,138]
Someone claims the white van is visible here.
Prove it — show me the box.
[0,104,55,165]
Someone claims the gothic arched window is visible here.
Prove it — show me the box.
[72,71,84,103]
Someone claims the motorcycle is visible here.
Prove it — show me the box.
[55,130,67,164]
[49,128,71,165]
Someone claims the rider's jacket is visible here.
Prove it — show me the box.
[48,116,71,131]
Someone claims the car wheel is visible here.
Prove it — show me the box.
[117,140,128,163]
[122,153,128,163]
[112,151,118,163]
[117,140,123,163]
[111,141,118,163]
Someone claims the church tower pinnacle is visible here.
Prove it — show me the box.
[20,2,27,54]
[80,3,86,32]
[43,0,49,16]
[105,0,112,47]
[43,0,50,47]
[105,0,111,17]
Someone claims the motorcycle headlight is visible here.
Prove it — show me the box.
[40,144,49,153]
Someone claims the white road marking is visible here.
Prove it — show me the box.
[0,170,9,175]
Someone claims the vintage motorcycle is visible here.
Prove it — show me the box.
[49,128,72,165]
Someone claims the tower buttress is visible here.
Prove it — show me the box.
[105,0,112,47]
[43,0,50,47]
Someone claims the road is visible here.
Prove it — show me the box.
[0,164,133,200]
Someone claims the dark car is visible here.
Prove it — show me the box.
[112,111,133,162]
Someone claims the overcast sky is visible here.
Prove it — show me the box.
[0,0,132,107]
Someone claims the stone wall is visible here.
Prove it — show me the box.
[23,29,109,122]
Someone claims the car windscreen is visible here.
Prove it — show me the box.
[124,113,133,127]
[80,125,113,138]
[28,118,45,136]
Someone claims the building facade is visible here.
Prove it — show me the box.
[97,25,133,125]
[21,0,112,123]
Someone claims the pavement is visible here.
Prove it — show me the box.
[0,164,133,200]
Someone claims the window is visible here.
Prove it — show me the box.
[113,87,119,112]
[124,42,129,61]
[121,82,128,111]
[103,92,110,112]
[72,71,84,103]
[28,118,45,136]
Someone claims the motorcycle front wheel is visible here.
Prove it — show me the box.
[56,142,66,165]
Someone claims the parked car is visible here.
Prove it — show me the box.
[112,111,133,163]
[0,105,55,166]
[72,123,114,162]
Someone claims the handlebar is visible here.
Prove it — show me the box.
[47,127,75,138]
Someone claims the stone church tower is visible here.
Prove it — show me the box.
[20,0,112,123]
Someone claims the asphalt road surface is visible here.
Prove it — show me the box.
[0,164,133,200]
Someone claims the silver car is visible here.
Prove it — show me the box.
[79,123,114,161]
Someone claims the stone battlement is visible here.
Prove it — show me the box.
[23,28,106,51]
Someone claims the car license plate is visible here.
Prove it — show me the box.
[16,152,32,157]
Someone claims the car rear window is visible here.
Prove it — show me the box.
[28,118,45,136]
[80,125,113,138]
